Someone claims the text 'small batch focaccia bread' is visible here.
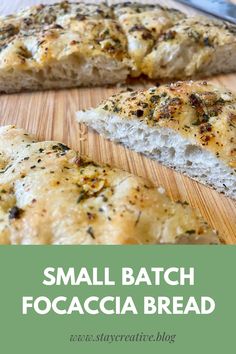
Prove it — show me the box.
[0,1,236,92]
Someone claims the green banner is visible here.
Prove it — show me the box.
[0,246,235,353]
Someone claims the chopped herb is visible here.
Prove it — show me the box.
[134,211,142,227]
[189,93,202,108]
[102,195,108,202]
[77,192,86,203]
[113,106,121,113]
[87,212,95,220]
[136,109,144,117]
[103,29,110,36]
[87,226,95,239]
[52,143,70,152]
[76,14,86,21]
[0,164,12,174]
[150,95,160,103]
[202,114,210,122]
[129,24,146,33]
[203,37,212,47]
[192,119,201,126]
[199,123,212,134]
[186,229,196,235]
[9,206,23,220]
[163,30,176,40]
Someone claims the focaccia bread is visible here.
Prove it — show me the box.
[77,81,236,200]
[0,1,236,93]
[0,2,131,92]
[112,2,185,77]
[0,125,219,244]
[142,16,236,79]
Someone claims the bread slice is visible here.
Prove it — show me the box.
[0,2,131,93]
[0,2,236,93]
[0,125,219,244]
[76,81,236,200]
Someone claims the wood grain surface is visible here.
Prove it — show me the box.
[0,0,235,243]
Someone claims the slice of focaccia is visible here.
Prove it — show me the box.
[0,125,219,244]
[77,81,236,200]
[0,2,131,93]
[1,1,236,93]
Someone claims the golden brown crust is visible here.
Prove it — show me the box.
[0,125,218,244]
[98,81,236,169]
[0,1,236,89]
[112,2,185,75]
[0,2,129,71]
[0,1,183,74]
[142,16,236,78]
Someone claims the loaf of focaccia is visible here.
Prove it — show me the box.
[0,2,131,93]
[77,81,236,200]
[0,125,219,244]
[0,1,236,92]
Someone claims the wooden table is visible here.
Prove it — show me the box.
[0,0,235,243]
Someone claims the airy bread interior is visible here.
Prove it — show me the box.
[0,55,129,93]
[77,110,236,200]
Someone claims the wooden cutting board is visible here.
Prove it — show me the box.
[0,0,235,243]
